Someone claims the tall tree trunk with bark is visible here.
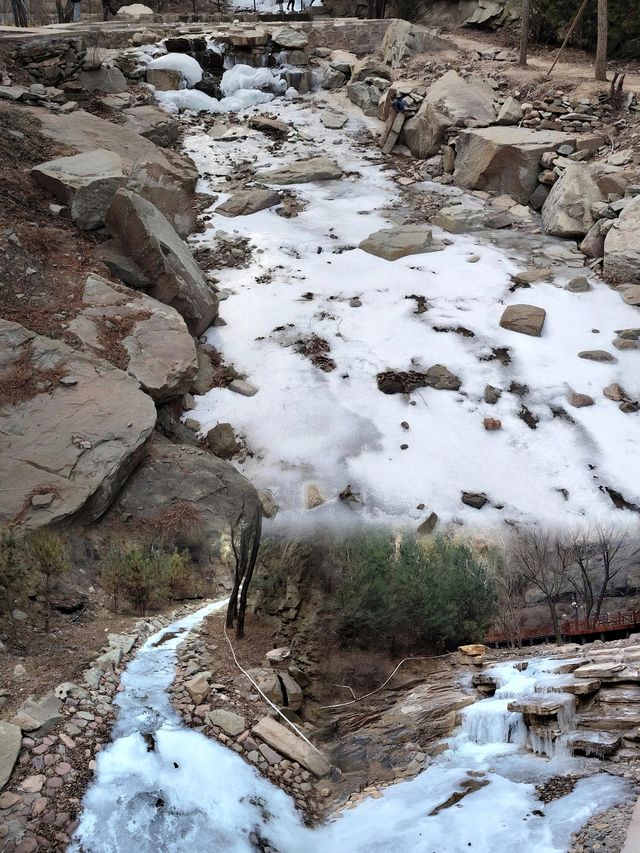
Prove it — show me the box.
[519,0,532,67]
[595,0,608,81]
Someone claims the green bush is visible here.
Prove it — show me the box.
[533,0,640,58]
[0,528,28,639]
[333,534,497,653]
[100,543,198,615]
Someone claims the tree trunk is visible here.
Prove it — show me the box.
[519,0,532,67]
[235,512,262,640]
[549,601,563,645]
[595,0,608,81]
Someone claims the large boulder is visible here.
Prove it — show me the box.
[27,107,198,236]
[359,224,444,261]
[68,274,198,401]
[453,127,601,204]
[349,56,390,84]
[31,149,126,230]
[11,693,62,736]
[0,320,156,529]
[403,70,496,158]
[255,157,342,185]
[78,66,128,95]
[347,81,383,116]
[541,164,607,237]
[107,189,218,337]
[105,437,261,565]
[604,195,640,284]
[252,717,330,777]
[0,722,21,791]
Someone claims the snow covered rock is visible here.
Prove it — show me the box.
[271,26,308,49]
[147,53,203,89]
[31,149,126,230]
[68,274,198,401]
[499,304,546,337]
[107,188,217,337]
[359,224,444,261]
[403,70,496,158]
[255,157,342,185]
[0,319,156,529]
[117,3,154,16]
[604,195,640,284]
[541,164,607,237]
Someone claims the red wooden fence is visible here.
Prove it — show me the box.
[486,610,640,645]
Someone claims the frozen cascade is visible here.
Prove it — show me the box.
[71,603,633,853]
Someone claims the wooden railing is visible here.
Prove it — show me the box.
[485,610,640,645]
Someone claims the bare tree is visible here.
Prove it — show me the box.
[510,529,575,644]
[10,0,28,26]
[595,0,608,82]
[566,528,597,619]
[485,547,527,647]
[225,498,262,640]
[519,0,532,68]
[592,526,639,620]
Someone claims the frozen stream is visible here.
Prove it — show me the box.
[178,87,640,531]
[71,602,632,853]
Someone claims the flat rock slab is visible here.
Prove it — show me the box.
[574,661,627,678]
[0,721,21,791]
[252,716,330,777]
[255,157,343,185]
[568,730,621,756]
[207,709,245,736]
[68,273,197,401]
[215,188,281,217]
[12,693,62,736]
[107,188,217,337]
[321,112,347,129]
[507,695,566,715]
[500,304,546,336]
[31,148,126,230]
[271,26,308,49]
[359,224,444,261]
[0,319,156,529]
[122,104,179,148]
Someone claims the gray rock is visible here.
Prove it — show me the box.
[321,112,348,129]
[206,423,239,459]
[541,164,606,237]
[461,492,488,509]
[146,67,183,91]
[496,96,523,125]
[484,384,501,404]
[0,721,21,791]
[122,104,179,148]
[0,320,156,529]
[216,189,281,217]
[255,157,343,185]
[432,204,487,233]
[565,276,591,293]
[79,66,128,95]
[425,364,461,390]
[604,195,640,284]
[31,149,126,230]
[252,716,330,777]
[347,81,381,116]
[579,218,613,259]
[359,224,444,261]
[13,693,62,736]
[229,379,258,397]
[577,350,617,363]
[83,668,102,689]
[107,189,217,337]
[95,240,150,289]
[271,26,308,49]
[96,647,123,671]
[106,438,260,566]
[69,274,197,401]
[321,68,347,90]
[403,70,496,158]
[454,126,602,204]
[499,304,546,337]
[207,709,245,736]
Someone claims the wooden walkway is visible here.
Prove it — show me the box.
[486,610,640,647]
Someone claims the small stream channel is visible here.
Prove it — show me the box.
[70,602,632,853]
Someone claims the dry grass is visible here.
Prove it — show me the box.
[148,501,204,534]
[0,341,67,407]
[94,310,152,370]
